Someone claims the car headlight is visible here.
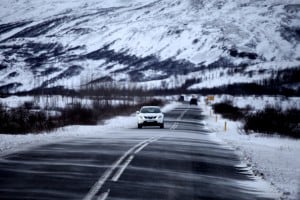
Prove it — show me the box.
[158,115,163,119]
[139,115,144,119]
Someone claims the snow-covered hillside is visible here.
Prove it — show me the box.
[0,0,299,92]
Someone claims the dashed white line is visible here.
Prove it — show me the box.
[170,108,189,130]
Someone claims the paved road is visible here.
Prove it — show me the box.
[0,105,277,200]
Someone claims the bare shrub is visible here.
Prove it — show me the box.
[212,101,244,121]
[244,106,300,139]
[0,97,165,134]
[59,103,97,125]
[0,105,56,134]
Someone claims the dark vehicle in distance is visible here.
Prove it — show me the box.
[190,97,198,105]
[178,95,185,102]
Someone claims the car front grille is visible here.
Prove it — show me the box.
[144,116,156,119]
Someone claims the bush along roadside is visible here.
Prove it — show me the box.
[0,103,59,134]
[212,101,244,121]
[244,107,300,139]
[212,101,300,139]
[0,98,164,134]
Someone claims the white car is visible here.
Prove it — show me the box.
[136,106,164,129]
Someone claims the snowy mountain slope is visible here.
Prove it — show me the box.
[0,0,299,92]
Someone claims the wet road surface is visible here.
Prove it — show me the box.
[0,105,277,200]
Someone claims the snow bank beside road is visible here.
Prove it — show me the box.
[0,125,107,157]
[0,101,179,156]
[202,103,300,200]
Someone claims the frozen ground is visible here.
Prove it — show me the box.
[0,101,299,199]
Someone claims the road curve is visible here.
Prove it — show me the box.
[0,105,277,200]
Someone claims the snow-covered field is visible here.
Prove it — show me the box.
[198,94,300,110]
[201,102,300,200]
[0,100,299,199]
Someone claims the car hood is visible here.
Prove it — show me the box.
[139,113,163,117]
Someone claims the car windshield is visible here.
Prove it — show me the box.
[140,107,161,113]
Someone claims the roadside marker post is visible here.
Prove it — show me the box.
[224,121,227,132]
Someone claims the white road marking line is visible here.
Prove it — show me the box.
[178,109,188,120]
[170,108,189,130]
[83,137,158,200]
[111,155,134,181]
[134,142,150,154]
[83,165,113,200]
[97,189,110,200]
[112,137,160,181]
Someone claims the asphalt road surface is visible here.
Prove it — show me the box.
[0,105,277,200]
